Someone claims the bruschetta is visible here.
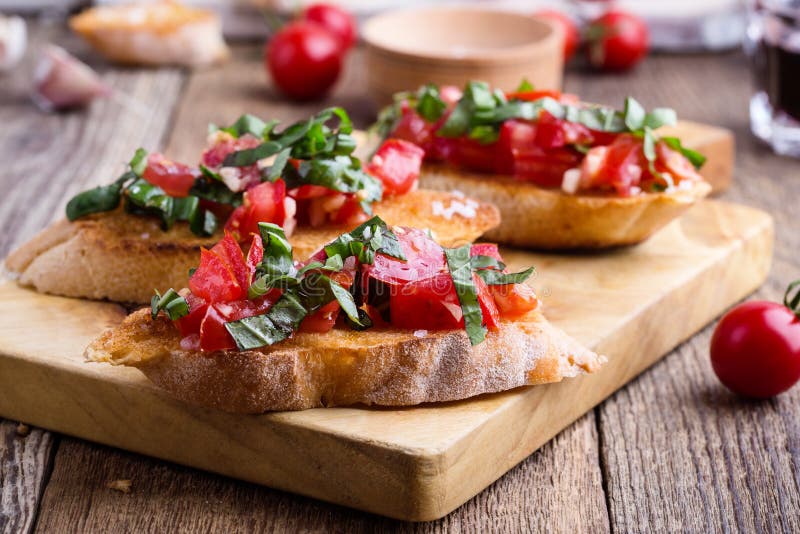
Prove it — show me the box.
[5,109,499,303]
[86,217,604,412]
[69,2,229,67]
[374,81,712,249]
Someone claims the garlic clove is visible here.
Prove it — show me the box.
[0,15,26,72]
[32,44,111,111]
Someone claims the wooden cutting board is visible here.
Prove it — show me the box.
[0,200,772,521]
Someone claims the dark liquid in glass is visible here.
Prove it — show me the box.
[757,41,800,121]
[752,2,800,121]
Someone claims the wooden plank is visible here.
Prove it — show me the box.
[0,25,187,533]
[0,424,55,534]
[0,200,772,521]
[33,416,608,532]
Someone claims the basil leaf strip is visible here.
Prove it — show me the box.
[444,245,486,346]
[323,216,406,263]
[151,289,189,321]
[476,266,535,286]
[661,136,707,169]
[65,148,148,220]
[66,180,126,220]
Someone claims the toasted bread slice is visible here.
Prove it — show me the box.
[86,307,604,413]
[69,3,228,67]
[5,190,500,304]
[418,163,712,249]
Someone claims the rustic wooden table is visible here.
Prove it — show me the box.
[2,24,799,533]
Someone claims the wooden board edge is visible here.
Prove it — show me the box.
[0,340,442,521]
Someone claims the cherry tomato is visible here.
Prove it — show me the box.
[586,10,649,71]
[302,3,356,50]
[710,283,800,398]
[366,139,424,196]
[533,9,580,61]
[266,21,343,101]
[142,153,198,197]
[199,305,237,351]
[225,180,287,241]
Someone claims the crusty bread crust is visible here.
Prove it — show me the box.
[418,164,712,249]
[69,4,228,66]
[86,308,605,413]
[5,190,499,303]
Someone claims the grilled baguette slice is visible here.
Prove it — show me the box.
[69,3,228,67]
[418,163,712,249]
[86,308,605,413]
[4,190,500,304]
[418,163,711,249]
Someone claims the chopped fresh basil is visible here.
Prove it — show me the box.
[189,176,243,207]
[470,255,505,271]
[516,78,535,92]
[219,114,271,139]
[129,148,148,177]
[445,245,486,346]
[645,108,678,130]
[226,292,308,350]
[323,216,406,263]
[65,148,148,220]
[151,288,189,320]
[623,97,646,131]
[661,136,707,169]
[65,180,126,221]
[126,179,216,234]
[282,155,383,213]
[476,266,535,286]
[416,84,447,122]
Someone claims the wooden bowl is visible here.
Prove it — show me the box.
[362,7,563,107]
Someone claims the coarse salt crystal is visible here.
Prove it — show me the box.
[413,330,428,338]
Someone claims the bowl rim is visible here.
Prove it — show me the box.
[362,6,561,65]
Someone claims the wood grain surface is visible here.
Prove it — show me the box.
[1,23,798,532]
[0,199,773,521]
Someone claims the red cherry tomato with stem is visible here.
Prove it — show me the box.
[533,9,580,61]
[266,21,343,101]
[710,281,800,398]
[586,10,649,71]
[302,3,356,50]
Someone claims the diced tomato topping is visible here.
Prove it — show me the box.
[245,233,264,280]
[225,180,287,241]
[489,283,538,318]
[299,301,341,333]
[330,194,369,227]
[366,139,424,196]
[470,243,503,262]
[210,233,251,291]
[201,133,262,168]
[177,293,210,337]
[289,184,332,200]
[199,305,237,351]
[655,141,703,183]
[364,228,446,284]
[579,134,644,195]
[142,153,198,197]
[474,274,501,330]
[189,248,245,303]
[505,89,563,102]
[388,271,464,330]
